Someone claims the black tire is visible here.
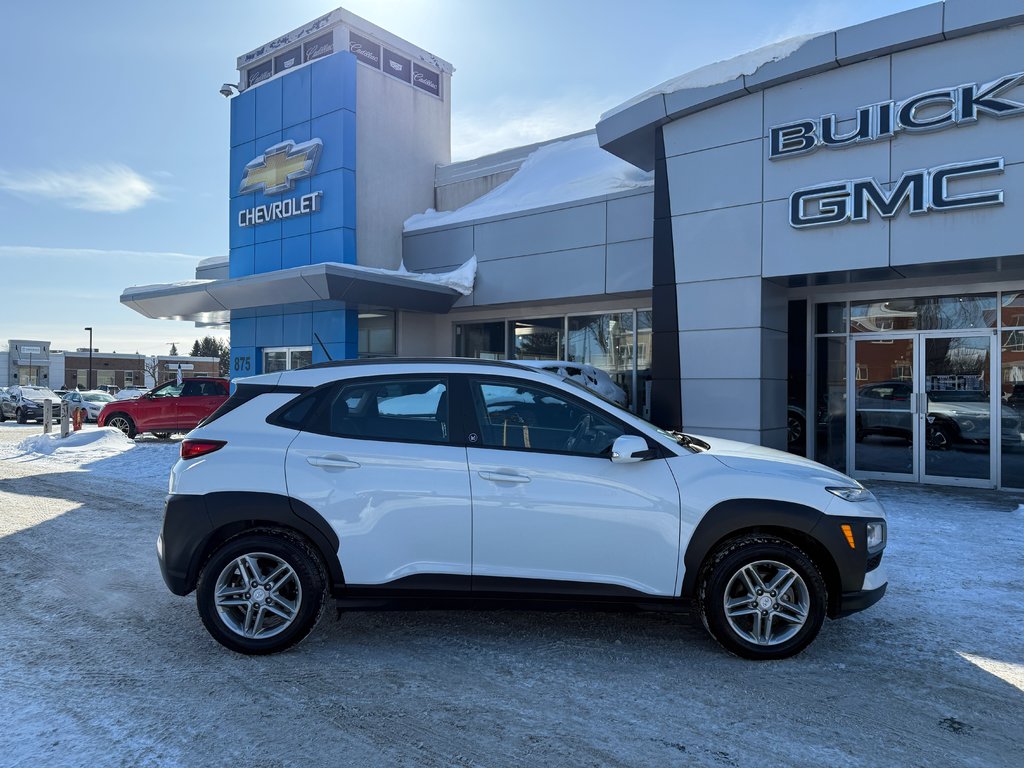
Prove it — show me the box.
[105,413,137,439]
[927,423,953,451]
[196,531,327,655]
[153,432,172,440]
[787,413,805,448]
[0,408,6,422]
[698,534,827,660]
[16,408,27,424]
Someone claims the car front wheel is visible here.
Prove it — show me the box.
[196,531,327,655]
[698,534,826,660]
[105,413,137,438]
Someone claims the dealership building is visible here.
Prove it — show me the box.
[121,1,1024,489]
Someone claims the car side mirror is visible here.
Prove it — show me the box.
[610,435,654,464]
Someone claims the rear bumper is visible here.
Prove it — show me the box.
[158,494,213,596]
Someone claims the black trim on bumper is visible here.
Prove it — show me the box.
[158,492,343,596]
[836,583,887,618]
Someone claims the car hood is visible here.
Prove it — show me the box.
[690,434,859,486]
[928,400,988,416]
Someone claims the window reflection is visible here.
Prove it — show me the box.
[509,318,563,360]
[850,294,996,333]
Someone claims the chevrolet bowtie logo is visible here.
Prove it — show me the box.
[239,138,323,195]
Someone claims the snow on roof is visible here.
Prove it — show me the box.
[341,256,478,296]
[404,133,653,232]
[600,33,820,121]
[197,255,229,268]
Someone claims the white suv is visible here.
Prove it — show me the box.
[159,359,887,659]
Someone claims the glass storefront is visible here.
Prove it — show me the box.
[814,291,1024,488]
[358,311,396,357]
[455,309,652,416]
[263,347,313,373]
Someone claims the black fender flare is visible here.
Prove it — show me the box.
[680,498,869,610]
[159,491,343,596]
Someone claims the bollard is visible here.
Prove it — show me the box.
[60,400,70,437]
[43,399,52,434]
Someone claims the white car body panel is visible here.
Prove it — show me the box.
[171,392,299,496]
[285,433,473,585]
[468,447,681,595]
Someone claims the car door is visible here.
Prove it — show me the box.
[176,379,227,431]
[284,375,473,587]
[141,381,182,432]
[464,375,681,597]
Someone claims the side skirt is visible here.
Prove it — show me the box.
[332,574,690,614]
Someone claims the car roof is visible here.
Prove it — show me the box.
[239,358,555,389]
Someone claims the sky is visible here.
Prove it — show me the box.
[0,0,932,355]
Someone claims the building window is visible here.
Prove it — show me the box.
[263,347,313,373]
[509,318,563,360]
[97,370,115,388]
[455,321,505,359]
[358,311,396,357]
[124,371,134,386]
[567,312,636,411]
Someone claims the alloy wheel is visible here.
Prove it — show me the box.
[214,552,302,640]
[722,559,810,646]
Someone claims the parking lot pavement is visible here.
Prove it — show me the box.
[1,422,1023,767]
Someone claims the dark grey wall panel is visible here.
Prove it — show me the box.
[473,203,607,261]
[403,225,474,271]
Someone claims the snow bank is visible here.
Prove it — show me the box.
[600,33,821,120]
[17,427,136,457]
[404,134,653,231]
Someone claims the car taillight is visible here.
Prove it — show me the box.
[181,439,226,460]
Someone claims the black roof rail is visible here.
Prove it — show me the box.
[301,357,529,371]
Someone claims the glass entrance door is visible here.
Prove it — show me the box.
[853,337,917,479]
[921,334,995,485]
[851,334,996,485]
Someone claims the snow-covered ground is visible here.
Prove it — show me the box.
[1,420,1023,767]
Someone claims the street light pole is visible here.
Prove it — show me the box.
[84,327,93,391]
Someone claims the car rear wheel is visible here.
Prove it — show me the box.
[196,532,327,655]
[698,534,827,660]
[16,408,26,424]
[105,413,137,438]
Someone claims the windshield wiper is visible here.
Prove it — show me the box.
[668,430,709,452]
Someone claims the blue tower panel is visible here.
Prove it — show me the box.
[254,77,283,140]
[282,65,312,128]
[230,89,256,147]
[311,53,356,118]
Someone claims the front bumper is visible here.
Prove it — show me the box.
[836,563,887,617]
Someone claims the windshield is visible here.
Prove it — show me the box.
[83,392,115,403]
[22,388,59,400]
[558,376,703,451]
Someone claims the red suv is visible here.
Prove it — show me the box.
[99,378,229,439]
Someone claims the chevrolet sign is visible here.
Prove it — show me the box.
[237,138,325,228]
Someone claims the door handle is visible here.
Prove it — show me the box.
[307,455,360,469]
[478,470,530,484]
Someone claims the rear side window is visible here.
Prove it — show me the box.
[314,377,450,444]
[203,384,309,428]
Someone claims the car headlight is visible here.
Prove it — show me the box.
[866,521,886,552]
[826,486,876,502]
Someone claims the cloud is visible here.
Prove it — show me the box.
[0,245,207,262]
[0,164,160,213]
[451,98,611,161]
